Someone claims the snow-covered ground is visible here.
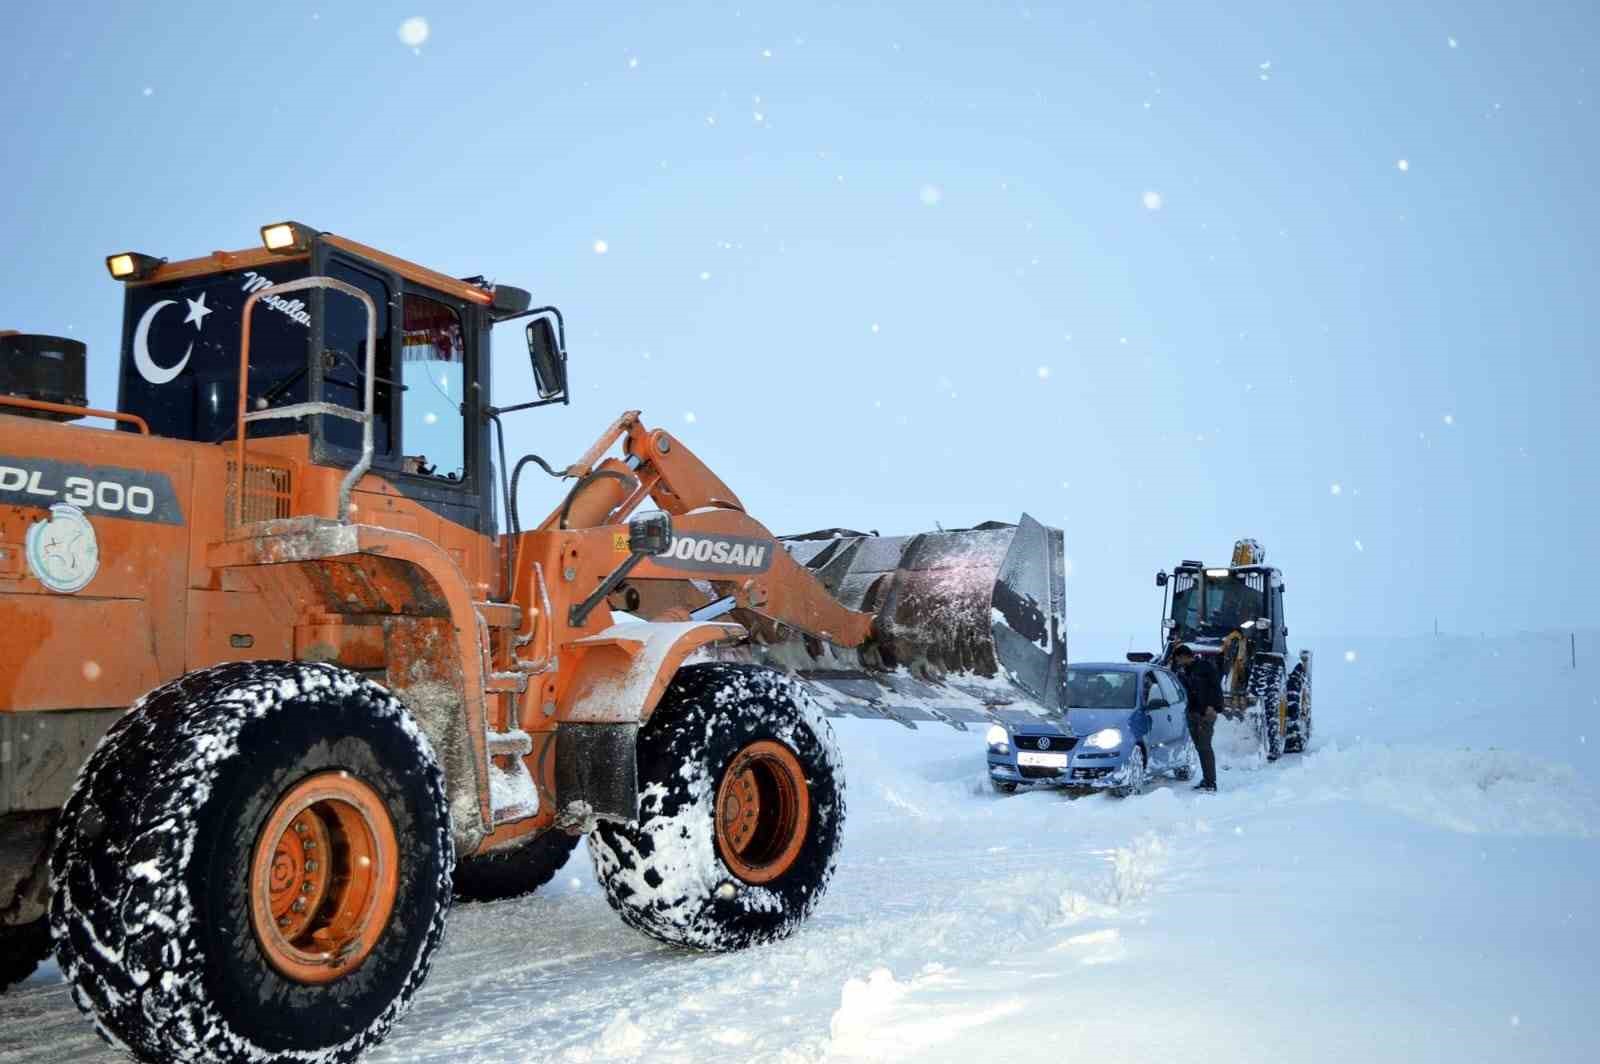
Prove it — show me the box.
[3,632,1596,1062]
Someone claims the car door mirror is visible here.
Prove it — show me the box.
[526,317,567,401]
[1147,696,1169,710]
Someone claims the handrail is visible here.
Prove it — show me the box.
[0,394,151,434]
[234,276,376,528]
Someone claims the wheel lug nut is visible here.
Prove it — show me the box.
[304,860,318,873]
[301,881,313,893]
[292,900,305,913]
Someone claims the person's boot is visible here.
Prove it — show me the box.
[1193,781,1217,793]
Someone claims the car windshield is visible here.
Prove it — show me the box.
[1066,669,1138,709]
[1170,571,1266,635]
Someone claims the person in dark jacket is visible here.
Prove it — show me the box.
[1172,643,1221,791]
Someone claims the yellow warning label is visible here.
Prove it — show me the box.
[613,532,629,552]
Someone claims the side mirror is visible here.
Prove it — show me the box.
[1146,696,1169,710]
[526,317,567,401]
[1155,571,1168,587]
[628,510,674,556]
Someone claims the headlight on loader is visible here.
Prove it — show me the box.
[260,220,316,254]
[1085,728,1123,750]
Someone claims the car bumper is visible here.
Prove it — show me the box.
[987,747,1134,790]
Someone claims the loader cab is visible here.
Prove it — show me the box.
[109,225,559,535]
[1166,565,1286,654]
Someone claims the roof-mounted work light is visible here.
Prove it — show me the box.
[105,252,164,281]
[260,220,316,255]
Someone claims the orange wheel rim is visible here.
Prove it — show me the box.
[249,771,399,984]
[714,740,810,885]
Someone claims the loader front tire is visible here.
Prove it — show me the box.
[50,661,453,1064]
[588,663,844,952]
[0,917,51,992]
[1247,660,1286,762]
[454,830,580,903]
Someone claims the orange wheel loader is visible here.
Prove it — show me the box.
[0,222,1068,1063]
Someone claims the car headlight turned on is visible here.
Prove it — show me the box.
[1085,728,1123,750]
[985,724,1010,753]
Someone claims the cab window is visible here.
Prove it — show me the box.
[400,294,466,481]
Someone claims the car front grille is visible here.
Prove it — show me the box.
[1019,765,1066,780]
[1013,735,1077,752]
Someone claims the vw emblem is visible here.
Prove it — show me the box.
[1038,736,1051,750]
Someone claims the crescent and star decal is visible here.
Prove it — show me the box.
[132,291,211,385]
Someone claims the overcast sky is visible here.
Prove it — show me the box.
[2,1,1594,641]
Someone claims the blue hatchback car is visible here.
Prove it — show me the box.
[986,662,1195,795]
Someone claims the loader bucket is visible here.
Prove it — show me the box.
[741,515,1067,729]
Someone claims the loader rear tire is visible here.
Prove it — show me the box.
[50,661,453,1064]
[454,830,579,903]
[0,917,51,992]
[1285,665,1312,753]
[588,663,844,952]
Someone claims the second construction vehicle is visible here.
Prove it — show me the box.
[0,222,1067,1062]
[1151,539,1312,760]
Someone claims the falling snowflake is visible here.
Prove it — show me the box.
[1354,539,1364,552]
[1397,159,1410,172]
[398,16,429,49]
[919,184,943,206]
[1037,366,1051,380]
[762,48,773,58]
[423,411,439,425]
[1142,191,1163,210]
[142,86,154,97]
[753,111,765,124]
[1442,413,1454,425]
[1448,36,1459,49]
[593,240,608,255]
[699,271,711,281]
[1258,61,1272,81]
[684,411,697,424]
[870,323,880,334]
[628,56,639,69]
[705,114,717,126]
[1330,482,1343,496]
[1344,650,1357,663]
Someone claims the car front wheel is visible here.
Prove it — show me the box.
[1113,745,1148,798]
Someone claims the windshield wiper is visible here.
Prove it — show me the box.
[209,365,310,443]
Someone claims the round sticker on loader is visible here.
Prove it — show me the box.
[26,503,100,593]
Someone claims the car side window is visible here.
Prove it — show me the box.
[1142,673,1163,707]
[1155,672,1182,707]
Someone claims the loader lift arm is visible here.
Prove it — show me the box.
[520,411,876,649]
